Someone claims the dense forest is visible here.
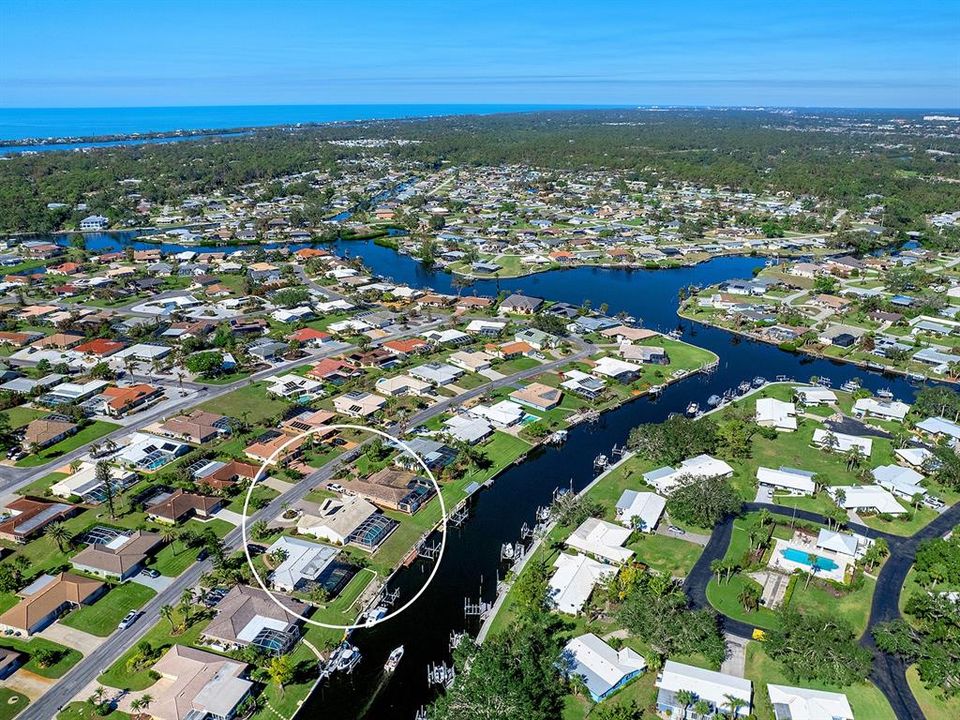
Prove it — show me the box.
[2,108,960,239]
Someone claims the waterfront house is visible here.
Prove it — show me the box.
[756,467,816,496]
[615,490,666,532]
[853,397,910,422]
[565,517,634,564]
[296,495,384,546]
[343,467,435,514]
[755,398,797,432]
[548,552,617,615]
[443,415,494,444]
[591,356,642,383]
[643,454,734,495]
[509,382,563,411]
[202,585,307,654]
[265,536,340,593]
[560,369,606,399]
[499,293,544,315]
[793,386,837,405]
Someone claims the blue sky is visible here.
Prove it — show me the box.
[2,0,958,108]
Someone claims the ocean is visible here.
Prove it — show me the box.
[0,104,608,142]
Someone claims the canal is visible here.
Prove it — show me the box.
[307,240,925,719]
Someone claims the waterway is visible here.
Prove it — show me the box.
[30,230,925,717]
[305,240,926,719]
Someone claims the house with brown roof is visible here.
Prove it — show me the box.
[71,530,162,580]
[195,460,261,491]
[244,430,306,465]
[102,383,164,417]
[24,417,77,449]
[202,585,308,653]
[0,498,78,543]
[382,337,429,358]
[74,338,125,357]
[0,572,105,635]
[0,330,44,347]
[600,326,659,343]
[342,468,435,514]
[307,358,362,383]
[489,340,536,359]
[146,489,222,525]
[30,332,85,349]
[509,382,563,411]
[149,645,252,720]
[157,409,231,445]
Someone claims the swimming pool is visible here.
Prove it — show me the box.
[781,547,839,571]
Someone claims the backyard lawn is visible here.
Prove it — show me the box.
[199,382,292,424]
[0,636,81,678]
[2,405,49,428]
[628,533,703,578]
[17,421,120,467]
[62,582,157,636]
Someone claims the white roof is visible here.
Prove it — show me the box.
[832,485,905,514]
[469,400,525,426]
[767,684,853,720]
[443,415,493,444]
[465,319,506,333]
[812,429,873,455]
[548,553,616,615]
[895,447,933,468]
[756,467,815,494]
[565,518,634,564]
[916,416,960,440]
[563,633,646,699]
[615,490,666,531]
[794,386,838,404]
[592,356,642,378]
[755,397,797,430]
[51,462,135,499]
[375,374,431,394]
[816,529,860,557]
[644,454,734,493]
[853,397,910,421]
[872,464,926,498]
[657,660,752,713]
[266,536,339,591]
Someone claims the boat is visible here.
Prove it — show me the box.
[335,643,362,672]
[500,543,516,561]
[752,376,766,388]
[840,379,861,393]
[686,402,699,416]
[736,381,751,395]
[707,394,721,407]
[877,388,894,400]
[593,454,608,470]
[385,646,404,673]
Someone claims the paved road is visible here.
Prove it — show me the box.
[18,331,591,720]
[684,501,960,720]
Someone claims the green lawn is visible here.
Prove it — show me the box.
[0,636,82,678]
[199,382,292,424]
[2,405,49,428]
[62,582,157,636]
[225,485,278,513]
[59,701,130,720]
[745,641,895,720]
[0,688,28,720]
[150,519,233,576]
[628,533,703,578]
[907,664,960,720]
[16,421,120,467]
[707,575,781,629]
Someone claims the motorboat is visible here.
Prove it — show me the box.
[686,402,700,416]
[385,646,404,673]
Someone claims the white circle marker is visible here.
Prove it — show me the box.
[241,423,447,630]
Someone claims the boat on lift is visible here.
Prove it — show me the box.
[686,402,700,416]
[840,379,861,393]
[385,646,404,673]
[877,388,894,401]
[752,376,766,388]
[736,381,751,395]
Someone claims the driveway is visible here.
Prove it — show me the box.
[720,633,748,677]
[131,573,174,593]
[38,623,104,655]
[480,368,505,381]
[656,523,711,547]
[754,485,773,503]
[213,508,244,526]
[3,669,55,701]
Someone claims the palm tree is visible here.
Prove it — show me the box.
[46,521,70,552]
[693,699,711,718]
[96,460,116,519]
[674,689,695,719]
[160,604,175,631]
[139,693,153,712]
[724,694,749,718]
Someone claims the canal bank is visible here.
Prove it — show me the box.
[299,241,930,720]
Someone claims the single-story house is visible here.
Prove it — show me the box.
[150,645,252,720]
[614,490,666,532]
[561,633,646,702]
[767,684,853,720]
[565,517,634,564]
[756,466,816,496]
[266,536,340,593]
[202,585,308,653]
[548,552,617,615]
[755,398,797,432]
[0,572,105,636]
[656,661,752,718]
[509,382,563,411]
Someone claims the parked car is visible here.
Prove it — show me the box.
[667,525,686,536]
[140,568,160,579]
[923,496,945,510]
[118,610,142,630]
[327,482,346,493]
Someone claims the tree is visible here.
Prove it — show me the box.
[628,415,718,466]
[33,646,61,668]
[96,460,116,519]
[764,609,871,686]
[512,560,550,621]
[666,474,742,528]
[674,689,695,719]
[724,693,749,718]
[160,604,175,632]
[184,351,225,377]
[45,521,71,552]
[430,620,565,720]
[267,654,295,697]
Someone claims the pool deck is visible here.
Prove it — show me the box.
[769,537,850,583]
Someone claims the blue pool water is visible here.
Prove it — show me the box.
[782,547,839,571]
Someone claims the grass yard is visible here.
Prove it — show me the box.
[58,702,130,720]
[788,575,876,636]
[745,642,895,720]
[707,575,780,629]
[225,485,278,513]
[0,636,81,678]
[0,689,27,720]
[17,421,120,467]
[16,471,68,496]
[628,533,703,578]
[2,405,49,428]
[62,582,157,636]
[199,382,292,424]
[907,664,960,720]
